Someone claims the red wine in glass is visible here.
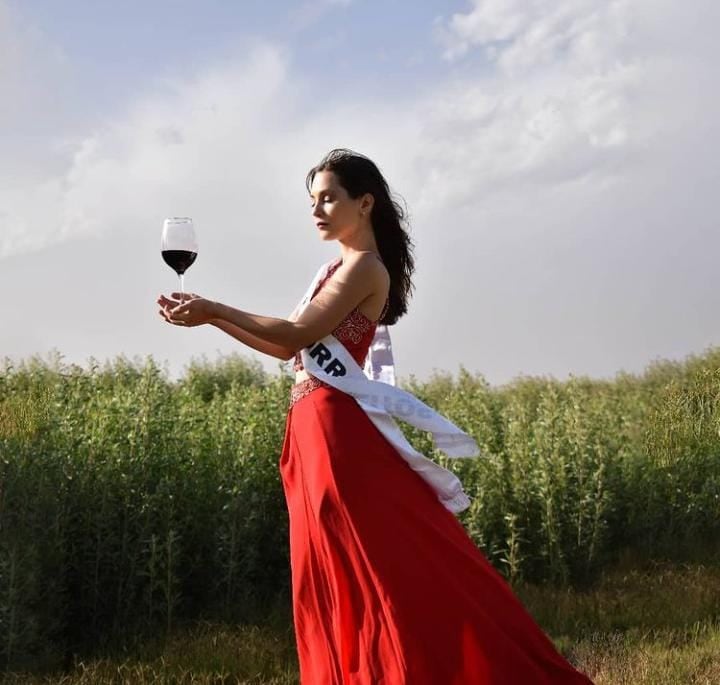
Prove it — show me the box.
[162,249,197,274]
[161,217,198,301]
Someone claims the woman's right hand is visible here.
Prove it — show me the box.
[157,292,207,326]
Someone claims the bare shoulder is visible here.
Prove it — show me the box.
[333,254,390,322]
[338,251,390,290]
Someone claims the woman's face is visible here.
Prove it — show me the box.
[309,170,367,241]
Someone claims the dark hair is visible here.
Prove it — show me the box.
[305,148,415,326]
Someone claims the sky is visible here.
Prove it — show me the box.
[1,0,719,386]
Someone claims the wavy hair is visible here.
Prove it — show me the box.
[305,148,415,325]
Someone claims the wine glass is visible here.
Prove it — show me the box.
[161,217,198,303]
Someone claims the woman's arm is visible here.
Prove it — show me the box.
[161,252,383,354]
[209,319,295,361]
[209,254,382,351]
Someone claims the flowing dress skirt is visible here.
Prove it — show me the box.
[279,385,595,684]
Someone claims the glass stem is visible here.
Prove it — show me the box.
[179,273,185,301]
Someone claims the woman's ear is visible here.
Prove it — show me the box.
[360,192,375,215]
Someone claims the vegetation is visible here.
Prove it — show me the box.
[1,346,719,678]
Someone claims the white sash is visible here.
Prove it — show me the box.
[363,323,396,386]
[289,258,483,514]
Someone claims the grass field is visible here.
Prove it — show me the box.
[3,560,718,684]
[3,350,720,681]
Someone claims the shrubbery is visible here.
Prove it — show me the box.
[1,348,719,669]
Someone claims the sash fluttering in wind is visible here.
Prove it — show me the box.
[289,259,483,514]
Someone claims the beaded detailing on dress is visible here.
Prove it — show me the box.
[290,376,333,405]
[335,307,379,345]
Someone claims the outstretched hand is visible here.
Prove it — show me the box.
[157,292,217,327]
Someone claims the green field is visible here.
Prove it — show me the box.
[2,348,720,682]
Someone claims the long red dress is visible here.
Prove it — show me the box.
[279,258,595,684]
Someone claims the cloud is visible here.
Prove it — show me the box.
[438,0,630,69]
[415,0,715,208]
[0,39,296,259]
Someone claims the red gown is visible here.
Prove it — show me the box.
[279,258,595,684]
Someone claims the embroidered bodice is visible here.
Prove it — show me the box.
[290,258,389,406]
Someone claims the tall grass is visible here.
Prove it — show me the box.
[1,346,719,670]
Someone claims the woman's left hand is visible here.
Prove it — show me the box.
[157,292,217,327]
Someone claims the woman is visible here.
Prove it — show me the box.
[158,149,595,684]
